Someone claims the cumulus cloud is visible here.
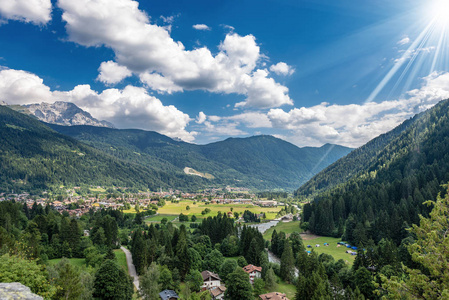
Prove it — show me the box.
[0,68,196,142]
[202,121,247,136]
[0,69,52,104]
[97,61,132,85]
[270,62,295,76]
[57,0,292,108]
[397,36,410,45]
[0,0,52,24]
[192,24,210,31]
[196,111,206,124]
[267,72,449,147]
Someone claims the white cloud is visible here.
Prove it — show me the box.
[0,67,196,142]
[226,112,272,128]
[270,62,295,76]
[267,72,449,147]
[192,24,210,31]
[97,61,132,85]
[0,0,51,24]
[139,72,182,94]
[0,69,52,104]
[203,121,247,136]
[397,36,410,45]
[395,47,435,63]
[196,111,206,124]
[57,0,292,108]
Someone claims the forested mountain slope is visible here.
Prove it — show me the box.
[0,106,209,193]
[300,99,449,246]
[295,118,416,197]
[49,125,352,190]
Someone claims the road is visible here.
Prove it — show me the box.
[121,246,140,290]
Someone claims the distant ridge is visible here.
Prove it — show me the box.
[48,124,353,190]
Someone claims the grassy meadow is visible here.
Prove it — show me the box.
[263,221,302,240]
[261,220,356,265]
[156,200,281,219]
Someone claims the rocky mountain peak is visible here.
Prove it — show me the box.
[24,101,114,128]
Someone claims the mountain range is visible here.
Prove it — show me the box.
[0,103,352,192]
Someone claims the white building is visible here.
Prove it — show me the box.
[243,264,262,284]
[201,270,221,290]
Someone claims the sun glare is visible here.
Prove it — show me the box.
[429,0,449,26]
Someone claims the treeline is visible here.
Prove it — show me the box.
[301,99,449,247]
[0,200,139,299]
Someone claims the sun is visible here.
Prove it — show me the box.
[429,0,449,27]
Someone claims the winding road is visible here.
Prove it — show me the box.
[121,246,140,290]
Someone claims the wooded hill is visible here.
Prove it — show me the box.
[0,105,351,193]
[298,98,449,246]
[0,106,211,193]
[48,123,351,190]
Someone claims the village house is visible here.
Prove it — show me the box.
[209,285,226,300]
[243,264,262,284]
[201,270,221,290]
[259,292,290,300]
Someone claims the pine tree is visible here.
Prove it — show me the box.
[280,240,295,283]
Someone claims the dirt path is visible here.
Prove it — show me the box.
[120,246,139,290]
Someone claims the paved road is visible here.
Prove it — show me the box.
[121,246,139,290]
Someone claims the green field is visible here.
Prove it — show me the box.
[145,214,178,223]
[302,236,356,264]
[157,200,281,219]
[262,221,355,265]
[263,221,302,240]
[47,257,86,267]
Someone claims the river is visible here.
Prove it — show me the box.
[249,220,280,263]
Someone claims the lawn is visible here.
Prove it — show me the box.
[156,200,281,220]
[114,249,128,272]
[274,276,296,300]
[47,257,86,267]
[301,235,356,265]
[263,221,302,240]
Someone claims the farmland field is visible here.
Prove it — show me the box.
[157,200,281,219]
[145,214,178,223]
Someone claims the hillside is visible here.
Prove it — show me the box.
[295,117,416,197]
[48,125,353,190]
[299,99,449,245]
[0,106,209,193]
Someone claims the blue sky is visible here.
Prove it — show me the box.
[1,0,449,147]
